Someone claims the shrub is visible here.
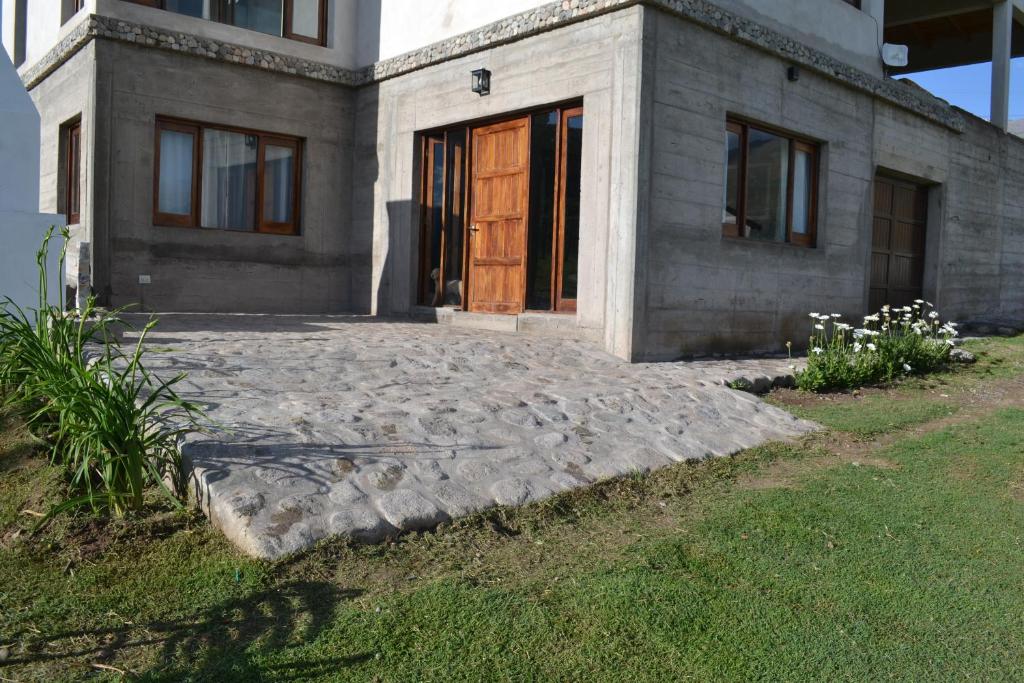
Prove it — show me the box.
[793,301,958,392]
[0,227,203,517]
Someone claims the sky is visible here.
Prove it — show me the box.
[901,57,1024,122]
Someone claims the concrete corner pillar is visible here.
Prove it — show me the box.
[992,0,1013,131]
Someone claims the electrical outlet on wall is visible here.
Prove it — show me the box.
[138,274,152,284]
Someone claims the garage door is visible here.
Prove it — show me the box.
[870,176,928,312]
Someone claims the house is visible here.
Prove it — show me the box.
[2,0,1022,361]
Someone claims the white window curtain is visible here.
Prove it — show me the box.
[201,129,257,230]
[157,130,194,215]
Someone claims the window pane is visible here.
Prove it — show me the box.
[164,0,207,19]
[560,113,583,302]
[291,0,320,38]
[526,111,558,310]
[792,149,813,235]
[263,144,296,224]
[158,129,194,215]
[68,125,81,220]
[723,129,740,225]
[232,0,284,36]
[201,129,257,231]
[745,128,788,242]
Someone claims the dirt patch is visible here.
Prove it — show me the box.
[742,374,1024,491]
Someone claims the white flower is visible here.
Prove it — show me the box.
[867,343,877,351]
[903,363,912,373]
[928,311,939,318]
[809,312,820,319]
[863,314,880,323]
[881,305,890,312]
[914,299,924,304]
[812,347,824,355]
[854,329,867,339]
[834,322,852,331]
[902,306,913,313]
[814,324,825,330]
[831,313,842,319]
[853,342,862,352]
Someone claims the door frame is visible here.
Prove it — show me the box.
[416,99,584,315]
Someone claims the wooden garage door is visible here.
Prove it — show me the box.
[870,176,927,312]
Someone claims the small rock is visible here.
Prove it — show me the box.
[0,646,8,662]
[949,348,976,364]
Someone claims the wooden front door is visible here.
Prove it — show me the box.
[870,176,928,312]
[466,117,530,313]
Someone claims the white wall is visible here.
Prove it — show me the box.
[0,47,62,311]
[355,0,549,64]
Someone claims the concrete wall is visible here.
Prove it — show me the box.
[710,0,884,76]
[635,10,876,359]
[86,40,361,313]
[2,0,95,69]
[355,5,648,358]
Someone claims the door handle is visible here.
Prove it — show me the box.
[468,224,479,233]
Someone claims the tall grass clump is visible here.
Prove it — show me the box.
[0,227,203,517]
[793,301,958,392]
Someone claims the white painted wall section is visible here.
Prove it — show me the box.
[0,49,62,311]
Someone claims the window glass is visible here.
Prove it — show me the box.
[232,0,283,36]
[157,129,194,216]
[723,128,740,226]
[263,144,295,224]
[792,148,813,235]
[163,0,206,18]
[67,124,81,223]
[201,129,258,231]
[744,128,788,242]
[526,111,558,310]
[291,0,321,38]
[560,113,583,301]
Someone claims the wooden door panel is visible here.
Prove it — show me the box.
[467,117,530,314]
[870,176,928,312]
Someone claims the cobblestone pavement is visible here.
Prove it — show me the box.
[128,314,816,560]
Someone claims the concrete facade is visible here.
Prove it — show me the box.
[2,0,1023,360]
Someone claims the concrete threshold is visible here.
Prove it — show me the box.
[410,306,602,341]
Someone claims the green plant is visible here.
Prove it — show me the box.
[0,227,203,517]
[793,301,957,392]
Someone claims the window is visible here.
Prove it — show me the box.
[65,121,81,225]
[723,118,819,247]
[840,0,862,8]
[125,0,327,45]
[153,118,302,235]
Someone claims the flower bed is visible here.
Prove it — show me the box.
[792,301,958,392]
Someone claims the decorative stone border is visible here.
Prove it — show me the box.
[21,0,964,133]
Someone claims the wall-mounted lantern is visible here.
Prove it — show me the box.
[471,68,491,96]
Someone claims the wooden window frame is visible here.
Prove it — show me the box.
[257,135,303,235]
[153,119,200,228]
[65,120,82,225]
[153,117,303,236]
[722,117,819,247]
[553,106,583,313]
[283,0,328,46]
[124,0,327,46]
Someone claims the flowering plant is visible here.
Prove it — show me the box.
[792,301,958,392]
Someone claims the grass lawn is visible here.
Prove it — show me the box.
[1,336,1022,681]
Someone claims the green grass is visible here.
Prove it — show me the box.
[775,392,958,437]
[1,336,1023,681]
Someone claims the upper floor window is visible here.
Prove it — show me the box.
[154,117,302,235]
[126,0,327,46]
[723,118,819,247]
[61,0,87,26]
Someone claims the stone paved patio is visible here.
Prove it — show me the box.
[128,314,816,560]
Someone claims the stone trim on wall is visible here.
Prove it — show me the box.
[21,0,964,133]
